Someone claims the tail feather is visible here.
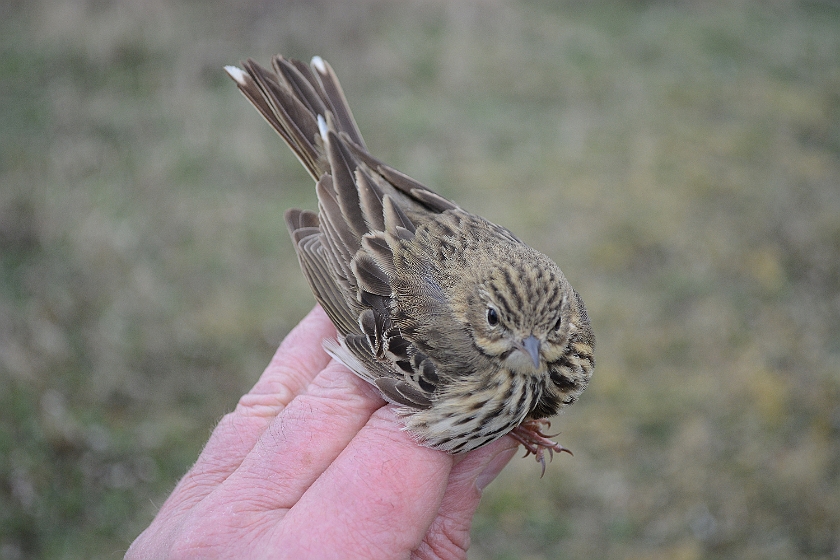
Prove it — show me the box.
[306,56,367,150]
[226,56,368,181]
[228,59,326,179]
[274,58,330,123]
[229,54,456,416]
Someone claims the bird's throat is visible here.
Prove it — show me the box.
[504,349,544,376]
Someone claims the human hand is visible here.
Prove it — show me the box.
[126,305,518,559]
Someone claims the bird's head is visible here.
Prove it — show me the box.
[465,255,577,376]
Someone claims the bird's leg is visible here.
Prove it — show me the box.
[509,419,572,476]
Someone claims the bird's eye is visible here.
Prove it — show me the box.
[554,316,563,331]
[487,307,499,326]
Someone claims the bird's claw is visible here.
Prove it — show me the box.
[509,419,572,477]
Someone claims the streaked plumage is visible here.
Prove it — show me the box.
[225,55,595,470]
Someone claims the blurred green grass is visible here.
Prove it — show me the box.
[1,0,839,558]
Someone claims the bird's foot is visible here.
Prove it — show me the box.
[509,419,572,477]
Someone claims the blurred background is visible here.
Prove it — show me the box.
[1,0,839,558]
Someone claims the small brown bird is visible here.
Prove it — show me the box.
[225,56,594,472]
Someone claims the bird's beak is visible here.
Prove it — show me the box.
[521,335,541,368]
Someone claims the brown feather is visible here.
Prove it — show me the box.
[308,57,367,149]
[228,55,595,460]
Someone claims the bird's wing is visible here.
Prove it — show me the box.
[227,56,455,409]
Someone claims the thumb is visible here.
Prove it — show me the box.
[414,437,519,560]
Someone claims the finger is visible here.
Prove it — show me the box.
[173,360,386,546]
[243,305,336,415]
[172,305,335,500]
[265,407,455,559]
[129,306,335,553]
[412,436,518,560]
[187,305,335,480]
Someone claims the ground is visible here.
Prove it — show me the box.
[1,1,839,558]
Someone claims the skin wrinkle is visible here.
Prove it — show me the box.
[358,410,452,513]
[157,358,391,559]
[128,307,342,553]
[270,407,452,558]
[153,413,262,517]
[246,313,335,399]
[252,364,380,470]
[414,439,517,560]
[413,522,468,560]
[127,307,519,560]
[171,502,278,559]
[419,504,473,557]
[234,378,299,417]
[205,363,384,512]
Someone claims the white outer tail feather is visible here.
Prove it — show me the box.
[224,65,247,85]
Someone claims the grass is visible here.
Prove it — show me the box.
[1,0,839,558]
